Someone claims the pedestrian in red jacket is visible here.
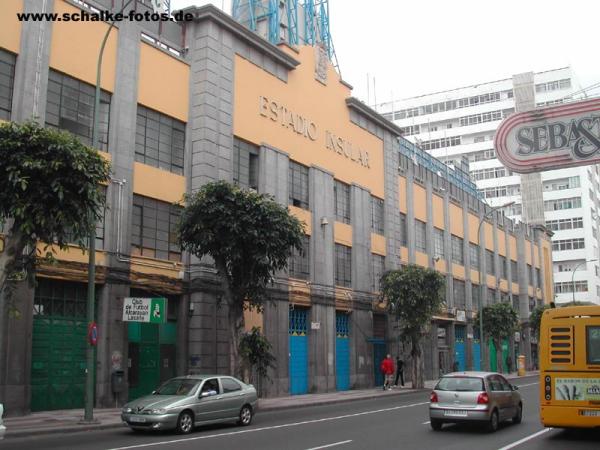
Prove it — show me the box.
[380,354,395,390]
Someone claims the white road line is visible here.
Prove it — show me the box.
[306,440,353,450]
[107,402,429,450]
[496,428,553,450]
[422,421,430,424]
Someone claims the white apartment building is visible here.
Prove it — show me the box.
[378,67,600,306]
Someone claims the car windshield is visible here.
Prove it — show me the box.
[154,379,199,396]
[435,376,484,392]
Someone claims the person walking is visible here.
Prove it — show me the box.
[394,356,404,387]
[381,354,395,390]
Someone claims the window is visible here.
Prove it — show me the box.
[451,235,464,265]
[65,187,106,249]
[527,264,533,286]
[488,288,497,304]
[468,148,496,162]
[535,78,571,93]
[289,161,309,209]
[511,260,518,282]
[433,228,444,258]
[221,378,242,393]
[545,217,583,231]
[469,243,479,269]
[371,196,384,234]
[136,105,185,174]
[131,195,182,261]
[459,109,505,127]
[500,256,507,280]
[587,326,600,365]
[200,378,221,395]
[470,167,509,181]
[420,136,461,151]
[486,250,495,275]
[46,69,110,150]
[543,176,580,191]
[335,244,352,287]
[554,281,588,293]
[415,220,426,252]
[372,254,385,292]
[453,279,466,309]
[400,124,420,136]
[0,49,16,120]
[552,238,585,251]
[33,278,88,318]
[544,197,582,211]
[536,268,541,289]
[289,235,310,280]
[399,213,408,246]
[334,181,351,224]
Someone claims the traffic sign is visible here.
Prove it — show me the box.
[122,297,167,323]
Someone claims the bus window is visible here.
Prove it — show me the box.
[587,326,600,365]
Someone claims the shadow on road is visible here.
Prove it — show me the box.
[547,428,600,443]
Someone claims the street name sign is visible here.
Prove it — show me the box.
[123,297,167,324]
[495,98,600,173]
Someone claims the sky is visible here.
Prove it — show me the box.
[170,0,600,107]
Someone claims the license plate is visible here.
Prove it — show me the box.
[444,410,468,417]
[579,410,600,417]
[129,416,147,423]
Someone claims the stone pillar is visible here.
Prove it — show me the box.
[350,306,372,388]
[309,302,336,392]
[351,184,372,292]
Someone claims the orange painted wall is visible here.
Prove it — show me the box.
[484,222,494,250]
[49,0,117,92]
[133,162,186,204]
[371,234,386,256]
[413,184,426,221]
[416,251,428,268]
[432,194,444,229]
[398,177,407,213]
[525,241,533,264]
[471,269,480,284]
[234,47,384,197]
[452,264,465,279]
[497,230,506,256]
[542,244,553,303]
[290,206,312,235]
[334,222,352,247]
[400,247,408,263]
[449,204,463,237]
[0,0,22,53]
[138,43,189,122]
[468,213,480,244]
[509,235,518,262]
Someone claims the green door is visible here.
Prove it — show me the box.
[489,338,510,373]
[31,280,90,411]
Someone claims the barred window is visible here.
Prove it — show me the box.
[469,243,479,269]
[136,105,185,175]
[415,220,426,252]
[132,195,182,262]
[451,235,464,265]
[511,260,518,282]
[399,212,408,246]
[46,69,110,150]
[488,288,497,305]
[232,138,259,190]
[65,187,106,249]
[289,161,309,209]
[486,250,495,275]
[527,264,533,286]
[334,181,351,224]
[0,49,16,120]
[500,256,508,279]
[33,279,89,318]
[289,235,310,280]
[453,279,466,309]
[335,244,352,287]
[433,228,444,258]
[536,268,541,289]
[372,253,385,292]
[371,196,384,235]
[472,284,480,311]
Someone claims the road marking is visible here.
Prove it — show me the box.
[422,421,430,424]
[108,402,429,450]
[496,428,553,450]
[306,440,353,450]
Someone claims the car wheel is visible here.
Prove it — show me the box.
[176,411,194,434]
[238,405,253,426]
[512,403,523,424]
[487,410,499,433]
[430,419,443,431]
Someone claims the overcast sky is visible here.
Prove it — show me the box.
[170,0,600,107]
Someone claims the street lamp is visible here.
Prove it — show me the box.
[476,200,515,371]
[571,259,597,304]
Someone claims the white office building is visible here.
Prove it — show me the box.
[378,67,600,305]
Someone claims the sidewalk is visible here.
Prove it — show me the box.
[2,371,538,439]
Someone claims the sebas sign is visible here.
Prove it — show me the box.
[494,98,600,173]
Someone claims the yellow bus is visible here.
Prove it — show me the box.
[540,305,600,428]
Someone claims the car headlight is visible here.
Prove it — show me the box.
[150,408,167,415]
[122,407,133,413]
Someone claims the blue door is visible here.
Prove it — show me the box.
[335,313,350,391]
[472,330,481,371]
[372,341,386,387]
[289,308,308,395]
[455,325,466,371]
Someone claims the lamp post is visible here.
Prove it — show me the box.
[476,200,515,371]
[571,259,597,304]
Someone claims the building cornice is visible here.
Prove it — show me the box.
[345,97,404,137]
[179,4,300,71]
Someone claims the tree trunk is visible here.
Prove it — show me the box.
[494,338,503,373]
[0,228,26,296]
[411,335,424,389]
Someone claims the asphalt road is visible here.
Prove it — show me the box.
[2,376,598,450]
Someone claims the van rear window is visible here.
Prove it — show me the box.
[435,377,484,392]
[587,326,600,365]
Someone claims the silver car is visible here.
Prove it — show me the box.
[121,375,258,434]
[429,371,522,432]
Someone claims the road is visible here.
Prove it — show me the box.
[1,376,598,450]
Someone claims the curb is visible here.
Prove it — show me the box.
[5,422,126,439]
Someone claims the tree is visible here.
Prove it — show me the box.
[380,264,445,389]
[476,302,518,373]
[0,121,111,301]
[529,304,551,339]
[178,181,304,377]
[239,326,276,395]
